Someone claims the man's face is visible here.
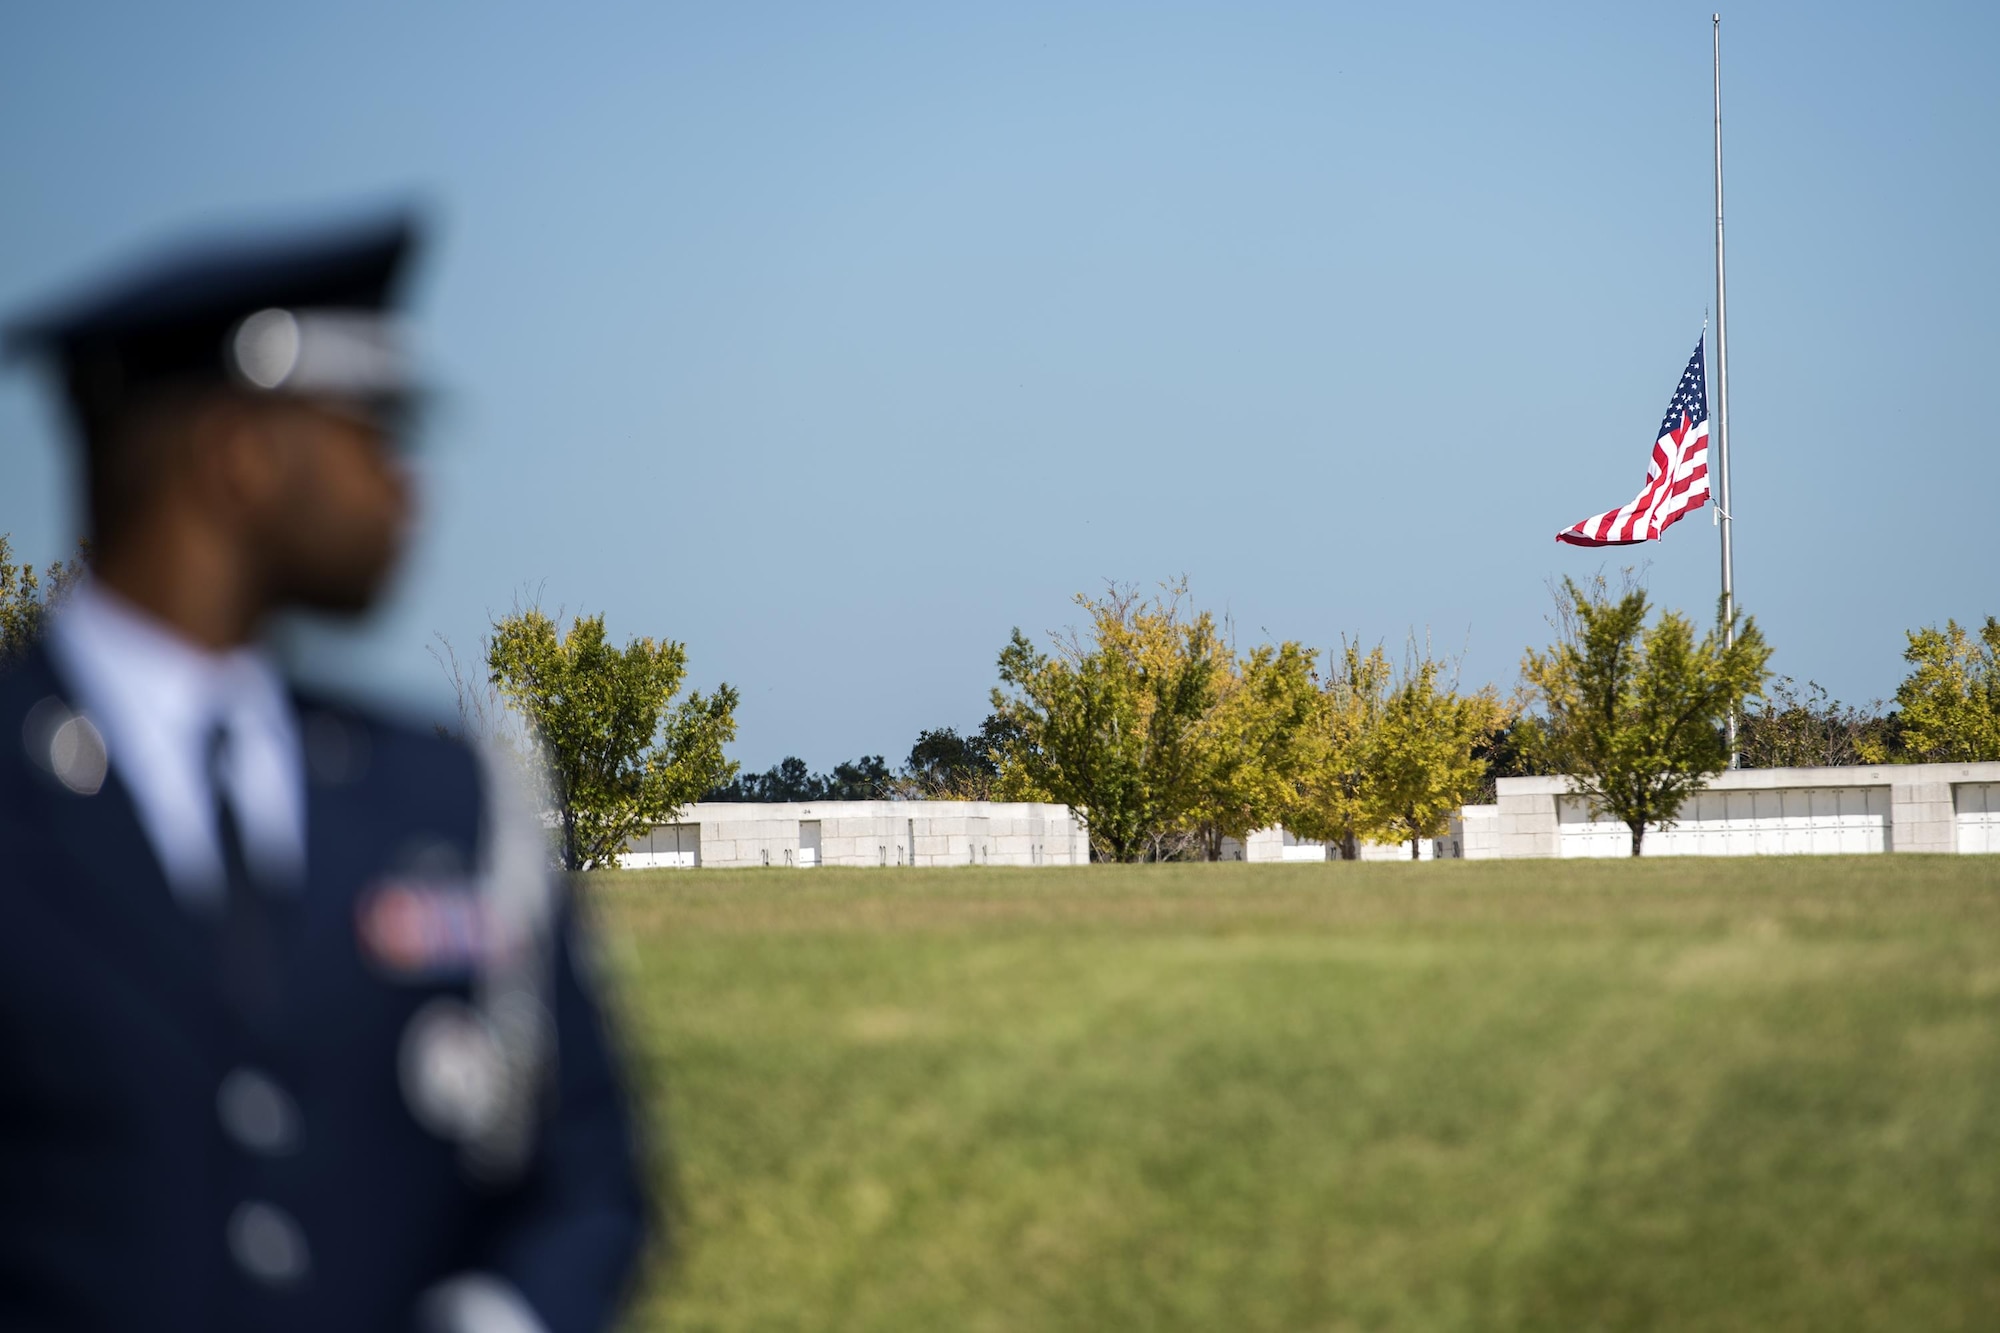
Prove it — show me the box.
[243,397,414,615]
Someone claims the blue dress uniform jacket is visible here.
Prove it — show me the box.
[0,644,649,1333]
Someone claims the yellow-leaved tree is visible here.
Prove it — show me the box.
[1286,641,1395,860]
[993,582,1228,862]
[1189,641,1320,860]
[993,582,1318,862]
[1890,616,2000,762]
[1369,649,1507,859]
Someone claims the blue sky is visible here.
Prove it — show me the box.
[3,2,1995,770]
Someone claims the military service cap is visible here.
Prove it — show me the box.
[5,210,422,438]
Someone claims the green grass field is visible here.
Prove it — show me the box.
[596,857,2000,1332]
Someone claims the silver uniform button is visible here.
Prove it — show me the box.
[399,998,505,1143]
[21,697,107,796]
[226,1201,310,1286]
[217,1068,301,1155]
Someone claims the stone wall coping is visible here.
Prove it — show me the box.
[659,799,1077,823]
[1497,762,2000,798]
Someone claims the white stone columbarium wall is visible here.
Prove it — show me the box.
[1487,763,2000,859]
[621,800,1088,870]
[617,768,2000,870]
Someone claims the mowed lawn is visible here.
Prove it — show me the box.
[594,857,2000,1332]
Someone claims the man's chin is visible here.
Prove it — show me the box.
[285,567,398,619]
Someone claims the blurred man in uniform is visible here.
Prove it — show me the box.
[0,213,648,1332]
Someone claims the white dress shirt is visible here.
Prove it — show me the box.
[46,582,307,904]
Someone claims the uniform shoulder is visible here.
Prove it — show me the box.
[0,645,104,813]
[0,645,66,770]
[0,642,61,707]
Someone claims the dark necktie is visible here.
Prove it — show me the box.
[208,721,285,1039]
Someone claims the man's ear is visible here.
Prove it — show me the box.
[193,395,288,519]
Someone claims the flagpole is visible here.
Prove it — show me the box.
[1713,12,1738,766]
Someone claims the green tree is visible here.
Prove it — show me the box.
[823,756,893,799]
[1519,579,1770,857]
[992,582,1227,862]
[1370,650,1506,860]
[1470,719,1546,803]
[486,608,739,872]
[1188,641,1320,860]
[1,536,87,665]
[1286,641,1395,860]
[1890,617,2000,763]
[899,714,1020,799]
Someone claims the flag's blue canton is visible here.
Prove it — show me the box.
[1658,340,1709,439]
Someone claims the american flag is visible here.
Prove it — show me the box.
[1556,338,1711,546]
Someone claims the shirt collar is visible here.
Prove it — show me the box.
[47,581,307,900]
[50,581,293,748]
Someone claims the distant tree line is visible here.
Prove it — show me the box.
[407,577,2000,867]
[902,714,1020,798]
[976,578,1994,859]
[708,755,895,802]
[704,714,1022,803]
[549,594,1996,849]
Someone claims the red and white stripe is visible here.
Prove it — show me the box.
[1555,413,1710,547]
